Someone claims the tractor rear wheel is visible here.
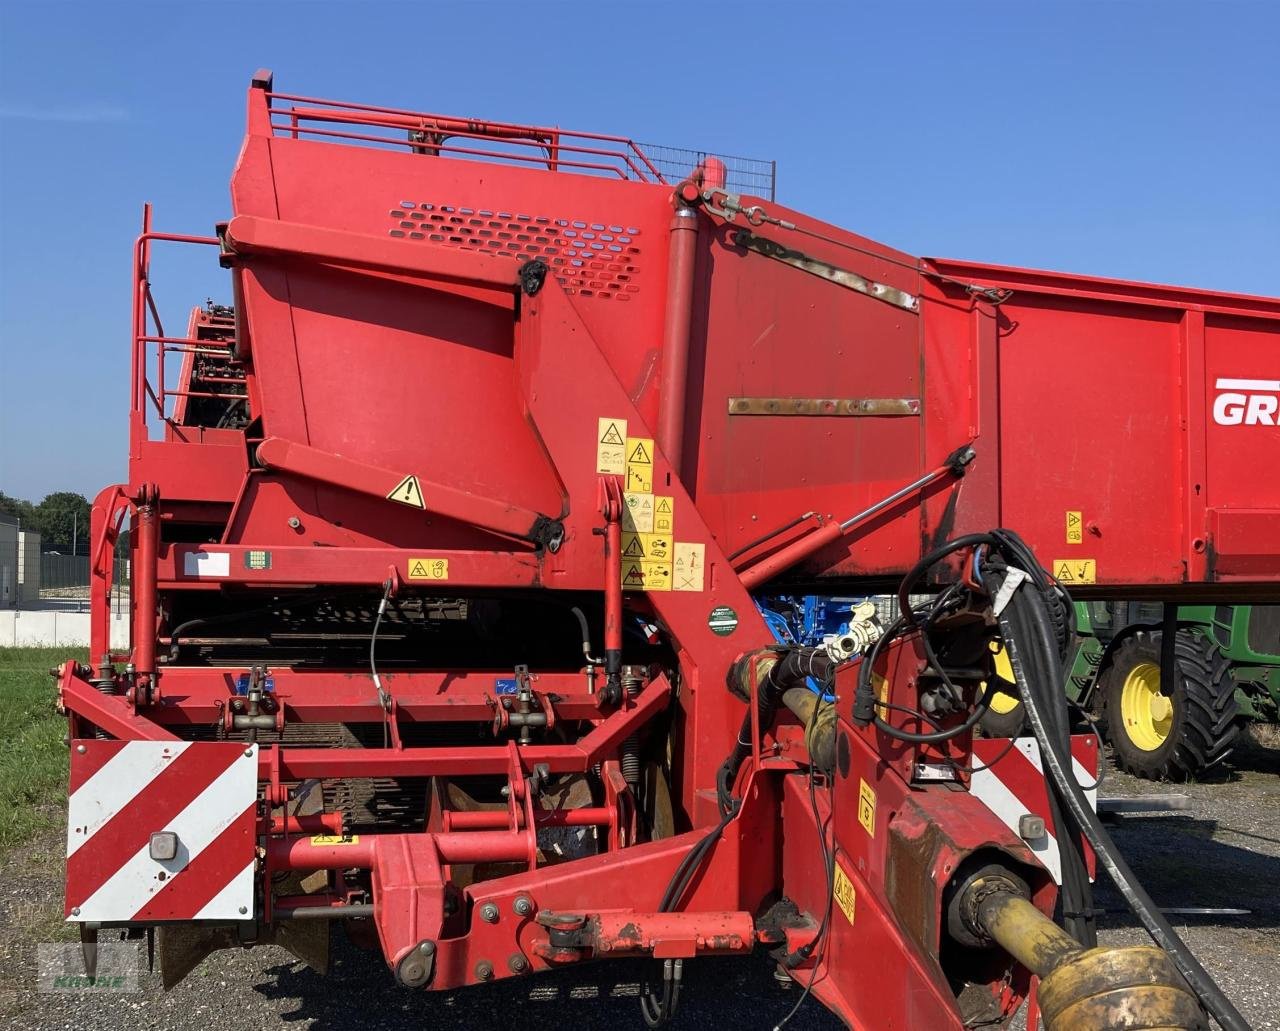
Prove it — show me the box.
[1100,628,1241,780]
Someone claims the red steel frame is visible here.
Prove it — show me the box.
[60,71,1280,1029]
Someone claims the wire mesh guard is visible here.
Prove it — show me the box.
[638,142,777,200]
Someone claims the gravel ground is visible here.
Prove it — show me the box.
[1084,730,1280,1030]
[3,732,1276,1031]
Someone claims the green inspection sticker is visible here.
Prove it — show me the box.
[708,605,738,636]
[245,550,272,571]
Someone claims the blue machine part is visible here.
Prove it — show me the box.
[754,594,876,698]
[758,595,874,647]
[234,673,275,696]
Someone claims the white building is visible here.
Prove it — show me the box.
[18,530,41,602]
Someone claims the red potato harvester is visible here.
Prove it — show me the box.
[57,70,1278,1031]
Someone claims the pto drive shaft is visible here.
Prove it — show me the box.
[962,876,1207,1031]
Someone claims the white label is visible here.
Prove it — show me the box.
[992,566,1028,616]
[1213,377,1280,426]
[183,551,230,577]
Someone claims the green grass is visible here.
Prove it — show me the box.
[0,647,84,850]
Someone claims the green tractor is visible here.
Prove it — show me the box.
[983,603,1280,780]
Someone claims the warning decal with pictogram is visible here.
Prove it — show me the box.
[1052,558,1096,584]
[596,417,628,474]
[386,474,426,509]
[672,542,705,592]
[625,437,654,493]
[622,492,654,532]
[407,557,450,581]
[653,496,675,534]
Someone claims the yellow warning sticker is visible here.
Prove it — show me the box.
[622,532,672,561]
[310,834,360,846]
[672,542,705,592]
[621,559,672,592]
[832,863,856,926]
[596,417,627,475]
[653,495,675,534]
[1053,558,1096,585]
[387,474,426,509]
[407,557,450,581]
[1066,510,1083,545]
[625,437,654,493]
[622,492,654,533]
[872,672,890,708]
[857,779,877,837]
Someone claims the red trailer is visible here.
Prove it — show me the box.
[58,71,1276,1030]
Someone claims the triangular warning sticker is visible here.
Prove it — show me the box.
[600,421,625,446]
[387,474,426,509]
[623,537,645,558]
[655,498,672,513]
[627,441,652,464]
[409,560,429,577]
[1054,562,1073,582]
[623,564,645,586]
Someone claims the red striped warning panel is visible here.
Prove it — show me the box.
[969,735,1099,885]
[65,740,258,922]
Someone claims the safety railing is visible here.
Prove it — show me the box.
[264,91,777,198]
[130,205,229,441]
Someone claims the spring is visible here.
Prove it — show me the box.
[621,670,644,785]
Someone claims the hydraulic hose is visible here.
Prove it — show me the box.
[996,573,1095,947]
[854,533,1001,740]
[999,584,1249,1031]
[719,648,834,812]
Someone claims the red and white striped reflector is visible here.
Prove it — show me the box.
[65,740,258,922]
[969,736,1098,884]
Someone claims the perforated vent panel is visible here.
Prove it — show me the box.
[388,202,642,300]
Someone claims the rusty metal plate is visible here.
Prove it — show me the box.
[727,397,921,417]
[732,230,920,312]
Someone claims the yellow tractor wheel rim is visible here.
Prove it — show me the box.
[988,646,1022,715]
[1120,662,1173,751]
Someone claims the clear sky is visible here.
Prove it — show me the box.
[1,0,1277,502]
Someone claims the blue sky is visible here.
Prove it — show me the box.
[1,0,1277,502]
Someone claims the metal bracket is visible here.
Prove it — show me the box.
[732,229,919,312]
[518,259,548,297]
[702,189,795,230]
[528,513,566,552]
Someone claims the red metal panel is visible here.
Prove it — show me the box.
[1203,313,1280,579]
[926,258,1280,590]
[136,441,245,503]
[688,213,930,575]
[1209,509,1280,577]
[244,131,673,429]
[997,296,1186,585]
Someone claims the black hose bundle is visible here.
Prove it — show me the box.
[991,543,1250,1031]
[983,555,1096,950]
[851,528,1246,1030]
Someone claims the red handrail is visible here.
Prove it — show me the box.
[265,90,667,184]
[130,207,221,438]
